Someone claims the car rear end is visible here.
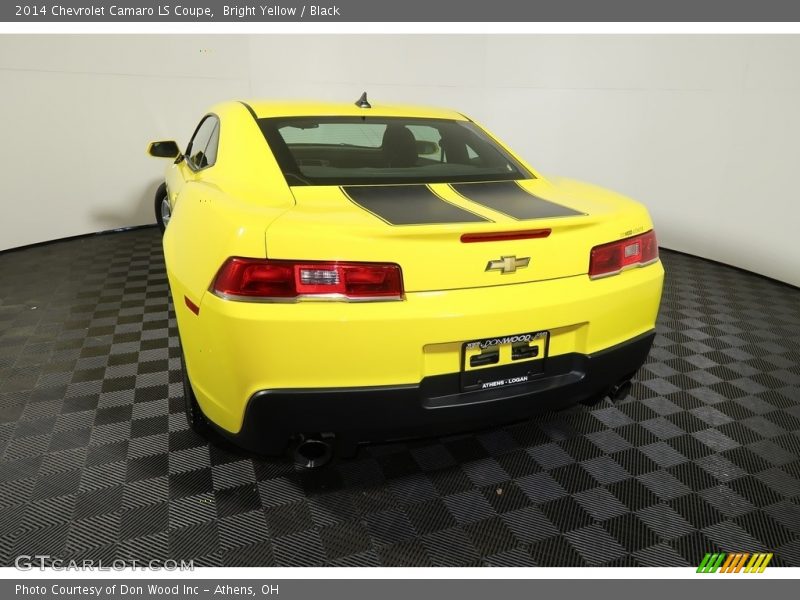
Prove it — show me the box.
[197,257,662,454]
[174,105,664,454]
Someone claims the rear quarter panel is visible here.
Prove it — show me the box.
[162,102,294,354]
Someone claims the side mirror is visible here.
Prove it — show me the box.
[147,140,181,159]
[415,140,440,156]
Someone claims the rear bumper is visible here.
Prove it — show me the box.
[178,262,663,434]
[216,330,656,455]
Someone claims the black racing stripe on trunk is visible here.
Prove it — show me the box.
[451,181,584,220]
[342,185,490,226]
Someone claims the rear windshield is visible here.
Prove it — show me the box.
[257,116,533,186]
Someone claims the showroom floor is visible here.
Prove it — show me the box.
[0,227,799,567]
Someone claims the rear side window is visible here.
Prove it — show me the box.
[257,116,531,186]
[186,115,220,170]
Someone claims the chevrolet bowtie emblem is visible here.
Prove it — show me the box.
[485,255,531,274]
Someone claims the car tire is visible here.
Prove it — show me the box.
[181,350,211,436]
[154,182,170,234]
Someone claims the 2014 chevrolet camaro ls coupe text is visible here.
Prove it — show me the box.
[147,95,664,457]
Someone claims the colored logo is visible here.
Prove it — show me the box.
[697,552,773,573]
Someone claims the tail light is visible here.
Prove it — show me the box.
[461,229,551,243]
[211,258,404,301]
[589,230,658,279]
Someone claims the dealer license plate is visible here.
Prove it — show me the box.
[460,330,549,392]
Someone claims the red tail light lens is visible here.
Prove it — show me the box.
[589,230,659,279]
[212,258,404,301]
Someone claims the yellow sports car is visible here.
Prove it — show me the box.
[148,94,664,461]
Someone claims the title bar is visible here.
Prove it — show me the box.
[5,0,800,22]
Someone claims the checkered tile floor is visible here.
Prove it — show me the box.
[1,227,799,567]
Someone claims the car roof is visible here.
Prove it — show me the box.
[242,100,469,121]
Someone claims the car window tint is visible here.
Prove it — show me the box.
[278,122,386,148]
[187,116,219,170]
[406,125,440,144]
[203,120,220,166]
[258,116,531,186]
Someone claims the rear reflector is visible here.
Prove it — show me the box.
[184,296,200,315]
[212,258,404,301]
[461,229,551,243]
[589,230,658,279]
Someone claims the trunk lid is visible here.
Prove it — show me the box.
[264,177,648,292]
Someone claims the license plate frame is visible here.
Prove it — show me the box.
[460,330,549,392]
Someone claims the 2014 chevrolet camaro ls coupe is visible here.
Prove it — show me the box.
[147,96,664,456]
